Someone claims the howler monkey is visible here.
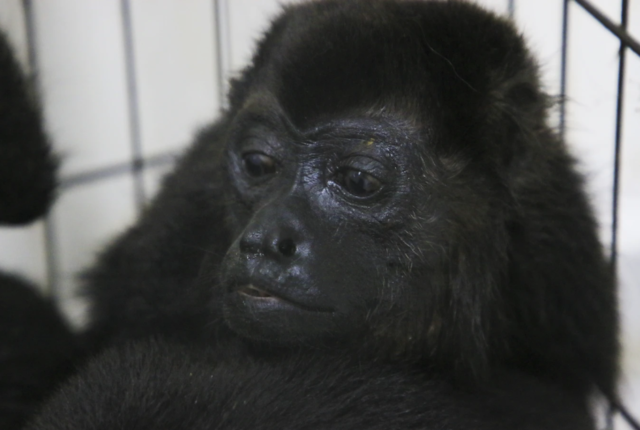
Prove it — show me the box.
[74,0,618,426]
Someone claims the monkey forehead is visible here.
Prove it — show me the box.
[236,0,531,132]
[235,91,425,148]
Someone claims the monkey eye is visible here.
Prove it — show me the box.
[242,152,277,178]
[334,168,381,197]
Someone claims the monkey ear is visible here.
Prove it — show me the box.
[0,32,57,225]
[488,57,551,170]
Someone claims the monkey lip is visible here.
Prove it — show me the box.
[231,283,333,313]
[236,284,276,299]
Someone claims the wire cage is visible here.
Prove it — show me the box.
[0,0,638,428]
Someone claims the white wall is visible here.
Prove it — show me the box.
[0,0,638,425]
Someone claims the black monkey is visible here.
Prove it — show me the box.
[27,339,594,430]
[0,30,76,430]
[82,0,617,417]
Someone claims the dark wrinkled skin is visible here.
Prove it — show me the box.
[77,1,619,427]
[220,103,423,346]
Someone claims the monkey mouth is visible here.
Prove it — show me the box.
[231,283,333,313]
[236,284,276,299]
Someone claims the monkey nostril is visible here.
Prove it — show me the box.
[277,238,297,257]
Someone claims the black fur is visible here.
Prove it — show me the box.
[84,0,617,401]
[75,1,618,427]
[0,275,77,430]
[28,339,594,430]
[0,30,56,224]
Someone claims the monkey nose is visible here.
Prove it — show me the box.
[239,226,302,261]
